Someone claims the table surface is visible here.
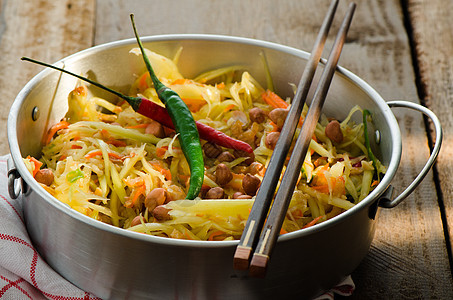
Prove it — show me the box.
[1,0,452,298]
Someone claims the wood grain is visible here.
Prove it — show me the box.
[0,0,95,155]
[408,0,453,260]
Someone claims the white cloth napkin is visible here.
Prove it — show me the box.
[0,155,354,299]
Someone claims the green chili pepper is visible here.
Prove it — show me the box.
[130,14,204,200]
[67,168,84,183]
[363,109,380,180]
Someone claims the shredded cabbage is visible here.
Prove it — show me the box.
[24,48,386,241]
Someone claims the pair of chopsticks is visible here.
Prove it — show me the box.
[233,0,356,277]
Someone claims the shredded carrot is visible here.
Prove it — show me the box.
[171,78,191,85]
[208,230,224,241]
[131,184,146,205]
[73,85,88,96]
[71,144,83,149]
[156,146,168,158]
[105,140,127,147]
[371,180,379,187]
[312,169,345,196]
[85,150,123,160]
[261,89,289,109]
[311,183,330,194]
[26,156,43,177]
[107,152,124,160]
[150,161,172,180]
[311,165,331,194]
[303,215,324,229]
[46,121,69,144]
[292,209,304,218]
[269,121,280,132]
[313,157,327,168]
[183,230,193,240]
[137,72,150,91]
[84,150,102,159]
[216,82,225,89]
[182,98,206,112]
[178,174,190,182]
[223,104,236,113]
[126,123,149,129]
[100,129,110,139]
[280,228,288,235]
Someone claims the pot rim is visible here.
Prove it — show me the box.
[7,33,402,248]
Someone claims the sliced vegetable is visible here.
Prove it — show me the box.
[261,89,289,109]
[66,168,84,183]
[130,15,205,199]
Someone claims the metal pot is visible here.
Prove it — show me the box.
[7,35,442,299]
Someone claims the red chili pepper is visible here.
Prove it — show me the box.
[21,57,253,154]
[127,97,253,153]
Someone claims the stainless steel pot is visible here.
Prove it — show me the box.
[7,35,442,299]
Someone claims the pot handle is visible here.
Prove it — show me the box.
[378,100,442,208]
[7,156,22,199]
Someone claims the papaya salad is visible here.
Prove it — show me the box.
[23,47,386,241]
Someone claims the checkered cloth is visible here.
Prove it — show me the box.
[0,155,354,299]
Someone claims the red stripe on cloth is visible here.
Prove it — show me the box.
[0,233,101,300]
[0,233,34,249]
[0,194,24,224]
[0,276,33,299]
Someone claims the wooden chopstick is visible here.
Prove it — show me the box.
[234,1,356,277]
[233,0,340,271]
[248,2,356,278]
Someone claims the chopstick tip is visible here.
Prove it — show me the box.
[233,246,252,270]
[249,253,269,278]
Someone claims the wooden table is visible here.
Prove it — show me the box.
[1,0,452,298]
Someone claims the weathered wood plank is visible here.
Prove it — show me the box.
[408,0,453,260]
[333,1,453,297]
[0,0,96,155]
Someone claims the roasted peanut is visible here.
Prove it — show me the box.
[269,108,289,128]
[215,163,233,186]
[265,131,280,149]
[232,191,244,198]
[249,107,267,123]
[217,151,235,163]
[206,187,225,199]
[247,162,264,175]
[34,168,54,186]
[145,120,165,138]
[152,205,172,221]
[325,120,343,143]
[203,142,222,158]
[130,215,144,227]
[233,150,255,166]
[232,191,252,199]
[145,188,167,211]
[242,173,261,196]
[166,184,183,202]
